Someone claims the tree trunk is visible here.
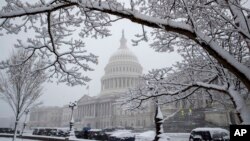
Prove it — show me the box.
[228,86,250,124]
[154,104,163,141]
[12,118,19,141]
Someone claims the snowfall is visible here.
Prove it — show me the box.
[0,130,190,141]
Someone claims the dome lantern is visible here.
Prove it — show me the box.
[119,30,127,49]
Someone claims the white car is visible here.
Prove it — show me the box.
[189,127,230,141]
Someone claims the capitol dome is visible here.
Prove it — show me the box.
[100,31,143,95]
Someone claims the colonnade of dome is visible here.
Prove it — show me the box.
[100,31,142,95]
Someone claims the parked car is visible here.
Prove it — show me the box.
[75,130,85,138]
[88,129,108,140]
[189,127,230,141]
[0,128,14,134]
[32,127,68,137]
[37,128,46,135]
[32,128,39,135]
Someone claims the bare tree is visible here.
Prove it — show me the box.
[0,0,249,91]
[0,50,46,141]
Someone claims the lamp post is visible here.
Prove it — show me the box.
[21,109,30,136]
[67,101,77,140]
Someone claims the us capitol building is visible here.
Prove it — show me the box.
[74,31,154,129]
[29,31,156,130]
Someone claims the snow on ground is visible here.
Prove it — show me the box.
[110,130,135,138]
[136,130,155,141]
[110,130,189,141]
[0,138,32,141]
[1,132,190,141]
[0,137,96,141]
[165,133,190,141]
[135,131,189,141]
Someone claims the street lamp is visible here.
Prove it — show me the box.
[21,109,30,136]
[67,101,77,139]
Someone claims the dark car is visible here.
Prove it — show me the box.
[32,128,39,135]
[57,129,68,137]
[37,128,46,135]
[45,128,58,136]
[88,129,108,140]
[0,128,14,134]
[75,130,84,138]
[189,127,230,141]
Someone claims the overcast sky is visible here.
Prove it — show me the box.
[0,16,183,117]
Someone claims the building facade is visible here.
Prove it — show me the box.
[74,31,155,130]
[29,106,63,127]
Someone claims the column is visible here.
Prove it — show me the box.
[110,78,114,89]
[123,78,125,88]
[101,81,103,90]
[121,78,124,88]
[102,80,105,90]
[100,103,103,117]
[93,104,94,117]
[105,103,107,117]
[103,103,104,117]
[85,105,87,117]
[86,105,88,117]
[99,104,101,117]
[124,78,127,87]
[91,104,93,117]
[127,78,129,87]
[116,78,118,88]
[106,103,108,117]
[104,103,106,117]
[94,103,96,117]
[131,78,133,86]
[108,102,111,117]
[82,106,84,117]
[88,105,90,117]
[83,105,85,117]
[88,104,91,117]
[89,104,91,116]
[96,104,99,117]
[109,79,111,89]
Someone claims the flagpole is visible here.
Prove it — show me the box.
[86,85,89,95]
